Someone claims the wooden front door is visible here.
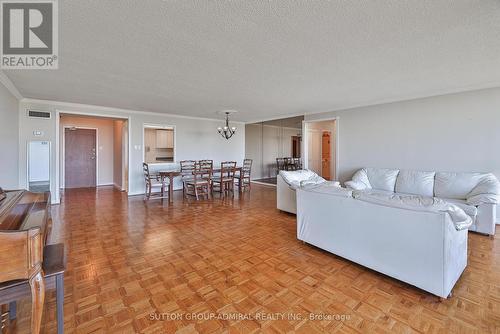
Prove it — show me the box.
[322,132,331,180]
[65,128,97,188]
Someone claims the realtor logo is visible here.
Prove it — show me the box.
[1,0,58,69]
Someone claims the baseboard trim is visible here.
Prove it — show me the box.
[251,181,277,187]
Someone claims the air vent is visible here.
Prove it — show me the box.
[28,110,51,119]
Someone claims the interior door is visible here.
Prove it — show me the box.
[322,132,331,180]
[65,128,97,188]
[307,129,322,175]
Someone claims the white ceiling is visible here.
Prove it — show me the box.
[5,0,500,122]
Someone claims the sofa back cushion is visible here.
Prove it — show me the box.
[365,168,400,192]
[395,170,435,197]
[434,172,489,200]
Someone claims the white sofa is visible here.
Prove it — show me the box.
[345,168,500,236]
[296,185,468,299]
[277,170,336,214]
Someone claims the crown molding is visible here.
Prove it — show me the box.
[302,82,500,119]
[20,98,245,124]
[0,71,23,100]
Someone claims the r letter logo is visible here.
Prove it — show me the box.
[1,0,58,69]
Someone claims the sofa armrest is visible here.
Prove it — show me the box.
[475,203,497,235]
[466,193,500,206]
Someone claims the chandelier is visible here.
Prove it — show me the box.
[217,111,237,140]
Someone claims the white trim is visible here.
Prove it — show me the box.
[247,83,500,124]
[61,126,99,188]
[0,71,22,100]
[22,98,246,123]
[244,112,306,124]
[250,180,276,187]
[302,117,339,180]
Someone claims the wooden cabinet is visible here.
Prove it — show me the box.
[156,130,174,149]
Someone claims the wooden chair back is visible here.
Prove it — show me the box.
[220,161,237,178]
[142,163,151,183]
[276,158,285,171]
[242,159,252,177]
[294,158,302,170]
[197,160,213,181]
[180,160,196,178]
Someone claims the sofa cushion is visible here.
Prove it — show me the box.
[434,172,489,200]
[350,169,372,189]
[395,170,435,197]
[366,168,400,192]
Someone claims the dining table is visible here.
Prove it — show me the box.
[157,167,244,201]
[157,170,181,202]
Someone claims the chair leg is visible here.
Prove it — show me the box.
[9,301,16,320]
[56,273,64,334]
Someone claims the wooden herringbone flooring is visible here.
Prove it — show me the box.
[10,185,500,333]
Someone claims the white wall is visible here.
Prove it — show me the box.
[304,87,500,221]
[0,81,19,188]
[18,99,245,202]
[245,123,302,179]
[60,115,115,186]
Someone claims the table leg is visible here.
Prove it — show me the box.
[56,274,64,334]
[169,176,174,203]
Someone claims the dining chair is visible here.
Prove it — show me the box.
[212,161,237,197]
[284,157,294,171]
[235,159,252,192]
[294,157,302,170]
[198,160,214,192]
[142,163,169,200]
[180,160,196,196]
[184,169,211,200]
[276,158,285,174]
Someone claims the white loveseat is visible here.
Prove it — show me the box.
[345,168,500,236]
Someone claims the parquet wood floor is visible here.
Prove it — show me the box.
[9,185,500,333]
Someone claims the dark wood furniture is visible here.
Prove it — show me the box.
[212,161,237,197]
[143,163,169,200]
[180,160,197,196]
[157,170,181,203]
[235,159,252,193]
[0,188,51,334]
[276,158,286,173]
[184,170,212,200]
[0,243,66,334]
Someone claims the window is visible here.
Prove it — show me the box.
[144,125,175,163]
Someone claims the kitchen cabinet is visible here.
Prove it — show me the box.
[156,129,174,149]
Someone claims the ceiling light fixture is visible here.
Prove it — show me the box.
[217,110,237,140]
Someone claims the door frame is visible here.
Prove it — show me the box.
[61,126,98,189]
[302,117,339,180]
[55,110,131,204]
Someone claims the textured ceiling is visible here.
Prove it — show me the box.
[4,0,500,122]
